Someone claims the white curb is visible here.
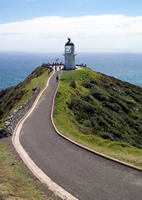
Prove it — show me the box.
[51,71,142,173]
[12,70,78,200]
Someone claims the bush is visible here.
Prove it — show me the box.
[70,80,76,89]
[82,82,94,89]
[103,102,120,112]
[98,132,114,140]
[82,95,94,104]
[91,88,110,102]
[69,96,96,115]
[0,110,4,117]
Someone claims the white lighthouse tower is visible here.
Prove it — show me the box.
[64,38,76,70]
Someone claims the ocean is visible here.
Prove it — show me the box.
[0,52,142,90]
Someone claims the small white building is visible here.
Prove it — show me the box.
[64,38,76,70]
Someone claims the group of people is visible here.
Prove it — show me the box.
[55,66,62,71]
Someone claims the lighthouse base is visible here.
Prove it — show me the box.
[64,54,76,70]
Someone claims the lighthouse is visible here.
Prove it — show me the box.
[64,38,76,70]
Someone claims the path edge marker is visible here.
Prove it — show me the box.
[51,71,142,173]
[12,69,79,200]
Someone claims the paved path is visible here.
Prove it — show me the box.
[20,71,142,200]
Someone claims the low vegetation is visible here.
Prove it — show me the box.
[54,67,142,168]
[0,66,51,127]
[0,138,59,200]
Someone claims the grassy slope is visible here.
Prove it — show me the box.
[54,67,142,168]
[0,67,59,200]
[0,66,51,127]
[0,139,59,200]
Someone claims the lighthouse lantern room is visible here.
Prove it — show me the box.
[64,38,76,70]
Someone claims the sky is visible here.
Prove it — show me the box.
[0,0,142,53]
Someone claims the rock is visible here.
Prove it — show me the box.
[1,85,40,138]
[4,121,11,126]
[0,128,11,138]
[32,87,37,92]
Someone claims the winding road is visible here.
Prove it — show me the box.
[20,71,142,200]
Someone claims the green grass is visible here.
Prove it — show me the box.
[18,67,51,105]
[0,139,59,200]
[54,67,142,168]
[0,66,52,127]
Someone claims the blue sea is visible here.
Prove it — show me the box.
[0,52,142,90]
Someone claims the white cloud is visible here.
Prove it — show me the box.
[0,15,142,53]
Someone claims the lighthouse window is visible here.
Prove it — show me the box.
[65,46,72,53]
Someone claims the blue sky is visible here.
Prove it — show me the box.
[0,0,142,23]
[0,0,142,52]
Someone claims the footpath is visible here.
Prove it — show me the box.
[13,70,142,200]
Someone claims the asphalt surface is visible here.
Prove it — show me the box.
[20,71,142,200]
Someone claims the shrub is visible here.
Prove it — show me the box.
[69,96,96,115]
[91,88,110,102]
[82,81,94,89]
[82,95,94,104]
[103,102,120,112]
[0,110,4,117]
[70,80,76,89]
[98,132,114,140]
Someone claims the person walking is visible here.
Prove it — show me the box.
[56,74,59,82]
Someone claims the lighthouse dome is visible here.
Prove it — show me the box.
[65,38,74,46]
[65,38,75,54]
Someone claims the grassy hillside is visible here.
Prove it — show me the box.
[54,67,142,168]
[0,66,51,127]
